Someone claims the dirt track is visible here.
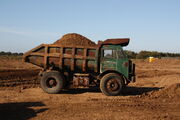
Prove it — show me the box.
[0,58,180,120]
[0,69,40,89]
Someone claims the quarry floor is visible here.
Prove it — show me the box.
[0,58,180,120]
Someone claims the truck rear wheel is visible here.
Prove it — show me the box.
[100,73,124,96]
[40,71,64,94]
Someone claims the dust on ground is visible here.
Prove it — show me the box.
[0,58,180,120]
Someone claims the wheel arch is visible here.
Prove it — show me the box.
[98,70,128,85]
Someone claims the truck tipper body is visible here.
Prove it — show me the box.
[23,36,135,96]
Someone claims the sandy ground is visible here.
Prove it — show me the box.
[0,58,180,120]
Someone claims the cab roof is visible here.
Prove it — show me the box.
[98,38,130,47]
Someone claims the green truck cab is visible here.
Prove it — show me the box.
[100,45,135,82]
[23,37,135,96]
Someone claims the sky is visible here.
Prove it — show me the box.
[0,0,179,53]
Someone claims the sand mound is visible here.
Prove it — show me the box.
[54,33,96,46]
[148,83,180,99]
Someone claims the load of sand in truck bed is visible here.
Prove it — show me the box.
[54,33,97,46]
[54,33,130,47]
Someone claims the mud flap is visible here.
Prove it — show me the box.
[132,63,136,82]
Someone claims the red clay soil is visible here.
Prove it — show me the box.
[0,69,40,89]
[0,59,180,120]
[143,83,180,100]
[54,33,97,46]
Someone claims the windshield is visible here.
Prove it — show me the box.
[117,49,126,59]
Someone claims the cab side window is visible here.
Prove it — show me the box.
[103,50,116,58]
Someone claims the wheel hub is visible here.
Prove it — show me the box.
[107,79,119,91]
[47,78,57,88]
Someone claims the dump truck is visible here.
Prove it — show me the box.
[23,34,135,96]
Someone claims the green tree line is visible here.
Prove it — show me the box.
[124,50,180,59]
[0,51,23,56]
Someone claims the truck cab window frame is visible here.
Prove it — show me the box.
[102,49,117,59]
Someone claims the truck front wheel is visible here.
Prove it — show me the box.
[40,71,64,94]
[100,73,124,96]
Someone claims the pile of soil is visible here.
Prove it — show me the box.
[54,33,96,46]
[146,83,180,100]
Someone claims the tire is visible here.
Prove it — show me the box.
[40,71,64,94]
[100,73,124,96]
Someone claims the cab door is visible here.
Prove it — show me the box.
[100,48,117,73]
[116,48,129,78]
